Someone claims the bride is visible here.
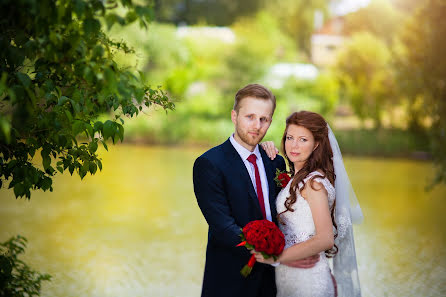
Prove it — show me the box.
[256,111,363,297]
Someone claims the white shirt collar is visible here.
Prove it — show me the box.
[229,134,262,161]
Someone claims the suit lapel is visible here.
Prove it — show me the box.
[221,140,261,214]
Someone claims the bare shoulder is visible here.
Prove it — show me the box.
[301,171,328,200]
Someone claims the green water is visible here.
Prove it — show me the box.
[1,145,445,297]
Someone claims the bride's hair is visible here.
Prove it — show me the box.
[279,111,338,257]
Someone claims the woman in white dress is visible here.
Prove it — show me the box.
[256,111,362,297]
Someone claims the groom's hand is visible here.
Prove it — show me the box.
[284,254,320,268]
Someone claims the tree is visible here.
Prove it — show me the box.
[343,0,404,45]
[395,0,446,187]
[390,0,421,13]
[0,235,51,297]
[154,0,263,26]
[0,0,174,199]
[335,32,396,128]
[264,0,328,58]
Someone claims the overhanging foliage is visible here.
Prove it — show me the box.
[0,0,174,199]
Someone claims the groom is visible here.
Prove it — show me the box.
[193,84,318,297]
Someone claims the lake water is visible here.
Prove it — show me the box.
[0,145,445,297]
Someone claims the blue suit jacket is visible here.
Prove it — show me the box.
[193,139,286,297]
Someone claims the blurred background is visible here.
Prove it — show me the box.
[1,0,445,296]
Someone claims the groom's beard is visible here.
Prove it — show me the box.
[235,126,267,148]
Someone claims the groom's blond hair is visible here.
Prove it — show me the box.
[233,84,276,114]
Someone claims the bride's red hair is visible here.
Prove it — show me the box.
[279,111,338,257]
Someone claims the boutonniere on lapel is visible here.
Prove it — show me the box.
[274,169,291,188]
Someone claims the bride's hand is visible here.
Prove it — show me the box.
[260,141,279,160]
[250,250,276,264]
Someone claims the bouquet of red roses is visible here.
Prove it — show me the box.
[236,219,285,277]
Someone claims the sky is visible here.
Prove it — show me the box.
[331,0,371,15]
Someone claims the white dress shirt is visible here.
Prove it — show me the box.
[229,134,272,222]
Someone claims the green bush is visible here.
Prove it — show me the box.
[334,128,430,157]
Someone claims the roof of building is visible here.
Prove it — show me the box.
[313,16,345,36]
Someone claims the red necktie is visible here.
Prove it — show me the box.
[247,154,266,219]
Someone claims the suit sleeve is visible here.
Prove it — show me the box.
[193,156,242,249]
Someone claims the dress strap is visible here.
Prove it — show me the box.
[301,171,335,207]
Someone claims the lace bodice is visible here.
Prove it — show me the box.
[276,171,335,249]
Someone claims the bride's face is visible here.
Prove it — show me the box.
[285,124,318,171]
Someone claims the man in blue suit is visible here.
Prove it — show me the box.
[193,84,297,297]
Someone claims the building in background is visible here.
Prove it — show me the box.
[311,17,345,67]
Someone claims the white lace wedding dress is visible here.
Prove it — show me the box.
[275,171,335,297]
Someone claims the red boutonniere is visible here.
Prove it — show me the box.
[274,169,291,188]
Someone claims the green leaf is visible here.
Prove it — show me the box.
[13,183,25,198]
[0,117,11,143]
[74,0,85,16]
[89,162,97,174]
[11,85,25,103]
[69,165,74,175]
[81,161,89,173]
[79,167,87,179]
[104,67,116,87]
[85,124,94,138]
[125,11,138,23]
[41,177,52,191]
[79,161,89,179]
[117,123,124,142]
[103,120,115,140]
[135,5,153,20]
[72,121,84,136]
[83,18,101,35]
[64,110,73,122]
[101,141,108,151]
[88,141,98,153]
[105,13,125,29]
[92,45,104,59]
[58,135,68,147]
[7,159,17,169]
[70,99,81,114]
[83,66,94,84]
[41,152,51,171]
[58,96,70,106]
[45,166,55,175]
[43,79,55,92]
[93,121,103,132]
[16,73,31,88]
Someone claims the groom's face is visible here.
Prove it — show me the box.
[231,96,274,151]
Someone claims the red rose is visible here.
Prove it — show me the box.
[236,220,285,277]
[274,169,291,188]
[277,173,291,188]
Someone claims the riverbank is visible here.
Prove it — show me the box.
[119,122,431,160]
